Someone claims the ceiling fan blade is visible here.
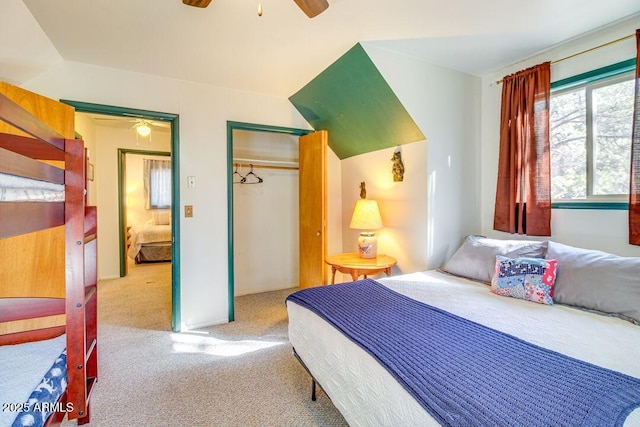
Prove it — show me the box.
[293,0,328,18]
[182,0,212,8]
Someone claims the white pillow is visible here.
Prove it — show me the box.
[151,209,171,225]
[547,241,640,325]
[441,235,548,283]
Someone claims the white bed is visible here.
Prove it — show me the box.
[127,220,172,263]
[287,270,640,426]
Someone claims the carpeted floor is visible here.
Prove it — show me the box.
[65,262,347,426]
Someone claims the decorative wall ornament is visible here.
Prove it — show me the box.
[391,146,405,182]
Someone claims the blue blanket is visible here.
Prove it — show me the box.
[287,280,640,427]
[11,350,67,427]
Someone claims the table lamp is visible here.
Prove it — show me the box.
[349,185,383,259]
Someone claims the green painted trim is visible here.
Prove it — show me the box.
[226,121,313,137]
[170,117,181,332]
[552,202,628,210]
[227,124,234,323]
[61,100,177,122]
[226,121,312,323]
[61,100,182,332]
[551,58,636,92]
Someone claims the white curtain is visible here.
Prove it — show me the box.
[144,159,172,209]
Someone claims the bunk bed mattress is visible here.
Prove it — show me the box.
[0,173,64,202]
[0,334,67,427]
[286,270,640,426]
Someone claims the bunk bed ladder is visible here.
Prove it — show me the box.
[65,137,98,424]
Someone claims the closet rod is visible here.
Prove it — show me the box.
[233,158,299,171]
[246,164,299,171]
[495,32,635,85]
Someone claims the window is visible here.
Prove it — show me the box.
[550,59,635,208]
[144,158,172,209]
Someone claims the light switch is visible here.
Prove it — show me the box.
[187,176,196,188]
[185,205,193,217]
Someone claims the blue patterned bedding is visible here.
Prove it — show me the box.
[10,351,67,427]
[0,335,68,427]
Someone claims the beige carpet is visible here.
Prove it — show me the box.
[65,262,347,426]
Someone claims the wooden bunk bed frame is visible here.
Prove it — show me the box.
[0,82,97,426]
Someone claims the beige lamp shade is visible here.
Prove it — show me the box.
[349,199,383,230]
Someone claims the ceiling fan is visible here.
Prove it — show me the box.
[91,116,170,137]
[182,0,329,18]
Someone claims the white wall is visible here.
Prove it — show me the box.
[345,45,481,274]
[23,61,311,329]
[480,16,640,257]
[74,114,97,206]
[341,141,429,276]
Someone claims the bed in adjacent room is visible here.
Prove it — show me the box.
[128,210,172,263]
[286,236,640,426]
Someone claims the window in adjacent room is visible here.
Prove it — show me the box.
[144,158,172,209]
[550,59,635,208]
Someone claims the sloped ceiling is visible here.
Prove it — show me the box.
[289,43,425,159]
[8,1,640,98]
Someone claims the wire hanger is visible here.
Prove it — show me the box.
[240,164,263,184]
[233,163,245,184]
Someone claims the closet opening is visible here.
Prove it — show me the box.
[227,122,312,321]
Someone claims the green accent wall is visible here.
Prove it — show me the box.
[289,43,425,159]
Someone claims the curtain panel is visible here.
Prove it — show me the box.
[144,158,172,209]
[630,29,640,246]
[494,62,551,236]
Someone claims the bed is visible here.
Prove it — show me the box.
[128,210,172,263]
[0,82,97,427]
[287,236,640,426]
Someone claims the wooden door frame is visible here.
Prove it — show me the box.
[61,100,182,332]
[226,121,312,322]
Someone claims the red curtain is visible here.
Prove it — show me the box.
[630,29,640,245]
[494,62,551,236]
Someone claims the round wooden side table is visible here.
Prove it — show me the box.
[325,253,397,284]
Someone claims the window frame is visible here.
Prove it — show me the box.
[550,58,636,210]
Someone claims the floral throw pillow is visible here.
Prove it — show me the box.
[491,256,558,305]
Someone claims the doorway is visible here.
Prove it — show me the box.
[62,100,181,332]
[226,121,312,321]
[119,149,171,275]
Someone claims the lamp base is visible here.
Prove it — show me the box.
[357,232,377,259]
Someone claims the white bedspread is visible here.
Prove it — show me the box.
[127,223,172,259]
[0,334,66,427]
[287,270,640,426]
[0,173,64,202]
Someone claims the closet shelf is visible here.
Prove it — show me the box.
[233,157,299,170]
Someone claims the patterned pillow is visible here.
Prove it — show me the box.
[491,256,557,305]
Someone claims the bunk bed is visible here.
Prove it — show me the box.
[0,82,97,427]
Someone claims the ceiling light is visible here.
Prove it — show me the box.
[136,122,151,137]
